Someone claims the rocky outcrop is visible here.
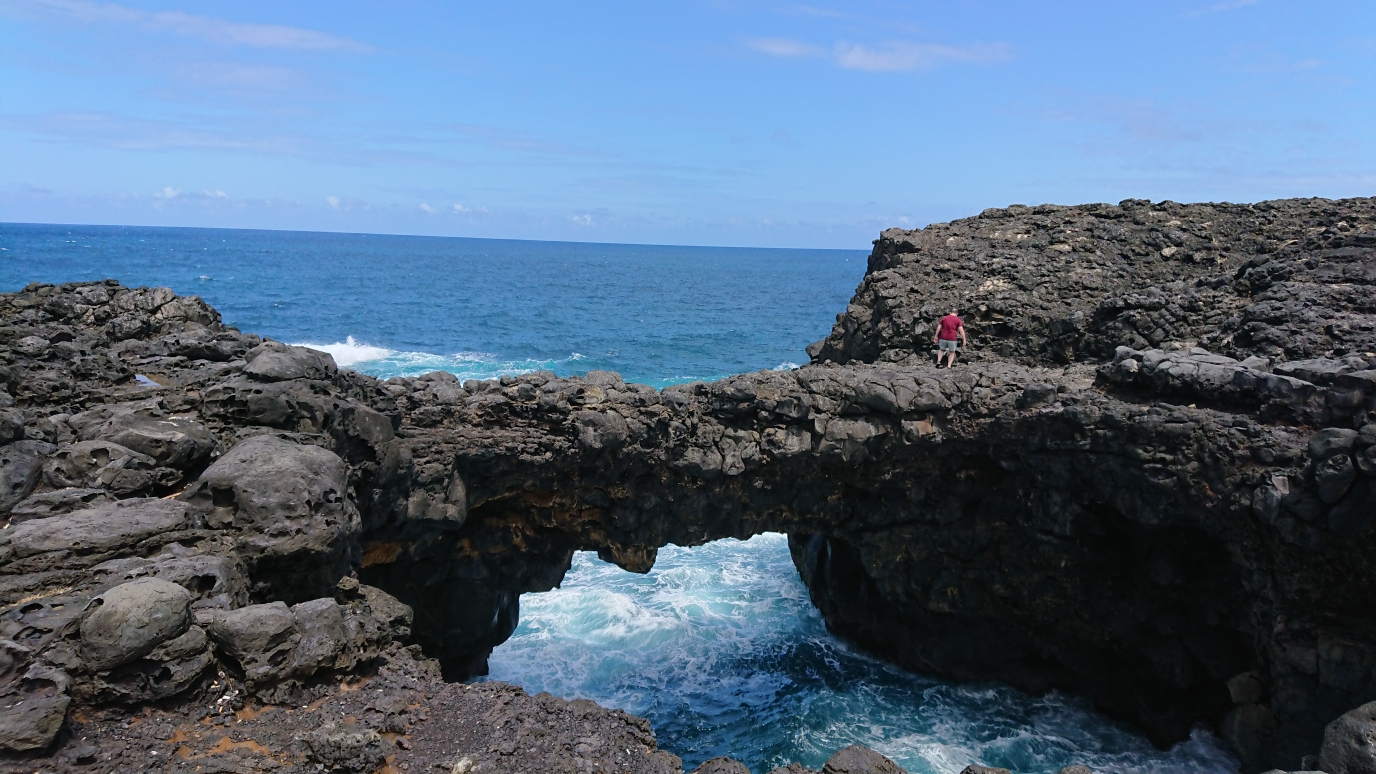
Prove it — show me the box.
[0,283,422,764]
[0,195,1373,772]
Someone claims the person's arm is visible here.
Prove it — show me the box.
[932,322,939,344]
[959,325,968,345]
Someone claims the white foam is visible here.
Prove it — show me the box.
[773,361,801,371]
[485,533,1239,774]
[293,335,396,367]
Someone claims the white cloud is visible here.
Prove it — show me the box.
[793,5,847,18]
[419,203,436,214]
[747,37,1010,72]
[11,0,370,51]
[0,111,462,167]
[569,214,594,225]
[747,38,825,58]
[326,196,340,209]
[154,186,180,199]
[203,189,228,199]
[833,41,1011,72]
[452,203,469,213]
[1188,0,1259,15]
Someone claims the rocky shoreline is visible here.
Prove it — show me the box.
[0,195,1373,773]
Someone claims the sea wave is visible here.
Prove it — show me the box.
[486,534,1239,774]
[297,336,395,366]
[292,336,719,387]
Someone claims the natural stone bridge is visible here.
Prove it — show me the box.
[1,195,1374,772]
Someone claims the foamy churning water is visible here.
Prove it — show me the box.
[485,534,1238,774]
[295,335,728,388]
[295,336,581,382]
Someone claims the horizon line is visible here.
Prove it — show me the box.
[0,219,877,253]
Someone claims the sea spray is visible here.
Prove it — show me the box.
[485,534,1238,774]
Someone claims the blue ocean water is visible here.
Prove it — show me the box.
[487,537,1236,774]
[0,223,1238,774]
[0,222,862,387]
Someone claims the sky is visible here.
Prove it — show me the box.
[1,0,1373,249]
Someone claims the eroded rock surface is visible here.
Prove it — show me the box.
[0,280,693,773]
[0,195,1373,772]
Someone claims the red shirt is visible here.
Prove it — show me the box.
[938,314,963,341]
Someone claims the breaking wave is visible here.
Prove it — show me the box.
[293,336,719,387]
[486,535,1239,774]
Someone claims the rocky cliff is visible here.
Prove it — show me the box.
[0,195,1373,773]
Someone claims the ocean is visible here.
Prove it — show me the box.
[0,222,1237,774]
[0,222,858,387]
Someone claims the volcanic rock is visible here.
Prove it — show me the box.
[1,197,1374,771]
[824,745,906,773]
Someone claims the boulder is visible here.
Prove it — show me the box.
[181,434,360,602]
[201,601,298,686]
[0,591,91,653]
[818,418,888,464]
[1321,701,1376,774]
[290,597,349,674]
[297,720,386,773]
[1311,428,1360,461]
[574,410,629,450]
[0,657,70,752]
[0,410,22,443]
[201,584,411,690]
[243,341,337,382]
[43,439,176,495]
[692,757,752,774]
[104,414,215,469]
[1020,382,1059,408]
[14,336,50,358]
[823,745,906,774]
[0,498,193,570]
[92,551,251,611]
[8,487,115,524]
[0,441,47,514]
[79,577,192,670]
[148,329,244,362]
[81,623,214,704]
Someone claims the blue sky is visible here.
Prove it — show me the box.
[1,1,1373,248]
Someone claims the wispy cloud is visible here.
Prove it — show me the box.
[748,37,1010,72]
[747,37,825,58]
[0,110,471,168]
[833,41,1010,71]
[1185,0,1259,17]
[792,5,847,18]
[8,0,370,51]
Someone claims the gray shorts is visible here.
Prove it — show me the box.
[938,339,959,352]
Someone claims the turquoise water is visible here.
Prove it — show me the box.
[486,537,1236,774]
[0,223,1237,773]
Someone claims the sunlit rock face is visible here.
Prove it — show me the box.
[0,196,1373,771]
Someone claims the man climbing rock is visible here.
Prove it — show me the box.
[933,307,968,368]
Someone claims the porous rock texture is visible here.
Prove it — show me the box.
[0,282,689,773]
[0,195,1373,773]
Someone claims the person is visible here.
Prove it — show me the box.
[932,308,968,368]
